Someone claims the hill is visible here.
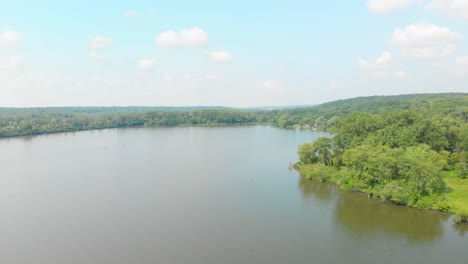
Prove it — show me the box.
[272,93,468,129]
[0,93,467,137]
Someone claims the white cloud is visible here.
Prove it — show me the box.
[0,30,22,48]
[0,55,21,70]
[367,0,419,14]
[390,22,462,59]
[90,36,113,49]
[400,44,456,58]
[454,55,468,74]
[358,52,406,78]
[427,0,468,19]
[207,51,233,63]
[137,58,156,70]
[358,51,394,69]
[262,80,284,92]
[156,28,208,47]
[391,22,462,46]
[8,55,21,69]
[375,52,393,66]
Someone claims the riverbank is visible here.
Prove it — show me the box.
[0,122,265,140]
[295,164,468,217]
[444,171,468,214]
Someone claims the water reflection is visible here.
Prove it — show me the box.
[298,176,334,202]
[298,176,449,243]
[452,223,468,237]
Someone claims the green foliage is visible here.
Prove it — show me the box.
[459,170,468,179]
[0,108,266,137]
[377,181,411,205]
[1,93,467,138]
[296,94,467,212]
[331,112,384,150]
[461,124,468,152]
[399,145,446,196]
[297,137,333,166]
[298,143,318,165]
[454,211,468,224]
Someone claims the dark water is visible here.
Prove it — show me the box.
[0,126,466,264]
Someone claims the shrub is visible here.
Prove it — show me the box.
[377,181,413,205]
[458,170,467,179]
[454,211,468,224]
[434,202,450,212]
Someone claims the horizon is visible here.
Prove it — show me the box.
[0,91,466,109]
[2,1,468,107]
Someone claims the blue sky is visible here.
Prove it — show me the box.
[1,0,467,107]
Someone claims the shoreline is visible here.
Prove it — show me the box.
[295,164,468,224]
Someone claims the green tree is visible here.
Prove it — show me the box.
[399,145,446,196]
[298,143,318,165]
[314,137,334,165]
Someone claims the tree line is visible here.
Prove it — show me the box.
[2,93,466,138]
[296,109,468,217]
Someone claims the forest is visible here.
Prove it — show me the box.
[1,93,467,138]
[295,94,468,223]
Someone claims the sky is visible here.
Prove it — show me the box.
[0,0,467,107]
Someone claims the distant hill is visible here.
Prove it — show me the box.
[245,105,316,111]
[266,93,468,129]
[279,93,468,118]
[0,106,232,114]
[1,93,467,137]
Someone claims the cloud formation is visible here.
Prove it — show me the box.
[390,22,462,59]
[427,0,468,19]
[156,28,208,47]
[207,51,233,63]
[0,55,21,70]
[0,30,22,48]
[358,52,406,78]
[454,55,468,74]
[358,51,394,69]
[367,0,419,14]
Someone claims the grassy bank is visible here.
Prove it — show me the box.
[297,164,468,215]
[444,171,468,213]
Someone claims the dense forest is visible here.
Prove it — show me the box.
[294,93,468,223]
[1,93,467,138]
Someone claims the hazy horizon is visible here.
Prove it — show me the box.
[1,92,467,109]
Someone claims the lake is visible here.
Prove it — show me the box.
[0,125,466,264]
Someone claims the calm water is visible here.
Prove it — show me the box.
[0,126,466,264]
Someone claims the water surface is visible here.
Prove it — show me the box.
[0,126,466,264]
